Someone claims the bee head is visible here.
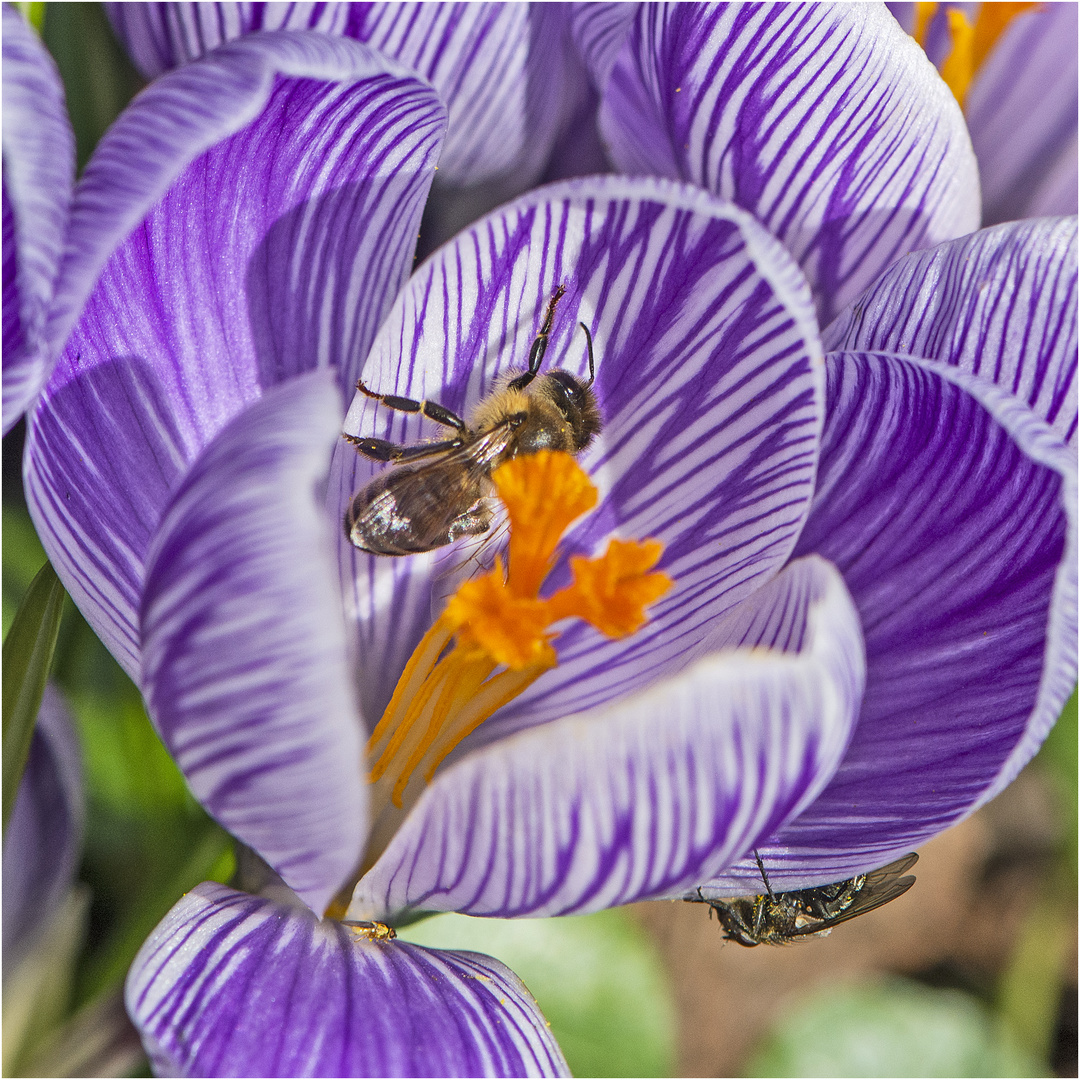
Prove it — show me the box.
[539,370,602,451]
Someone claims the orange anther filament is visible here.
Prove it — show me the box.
[365,451,672,818]
[915,2,1038,109]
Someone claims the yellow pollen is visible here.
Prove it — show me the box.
[364,450,672,824]
[914,2,1039,110]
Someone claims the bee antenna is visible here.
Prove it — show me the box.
[578,321,595,386]
[754,850,776,900]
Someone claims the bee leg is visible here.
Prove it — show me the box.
[343,434,462,462]
[509,283,567,392]
[355,379,466,432]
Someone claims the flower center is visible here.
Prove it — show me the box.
[914,2,1038,108]
[363,450,672,853]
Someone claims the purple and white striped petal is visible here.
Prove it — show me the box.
[106,2,558,188]
[351,556,861,919]
[140,372,364,916]
[823,217,1079,446]
[713,351,1075,893]
[2,5,74,433]
[331,175,824,742]
[569,2,638,95]
[25,32,444,677]
[592,3,980,324]
[3,687,83,969]
[127,882,569,1078]
[966,3,1078,224]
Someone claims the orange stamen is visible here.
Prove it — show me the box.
[363,451,672,826]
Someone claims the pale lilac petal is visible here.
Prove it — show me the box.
[139,373,364,916]
[569,2,638,92]
[885,4,916,37]
[967,3,1079,224]
[331,175,824,745]
[352,556,862,918]
[104,2,352,75]
[823,217,1079,446]
[1025,137,1077,221]
[107,2,560,188]
[712,351,1075,892]
[25,32,444,678]
[1,5,74,433]
[2,687,83,969]
[126,882,569,1077]
[596,3,980,324]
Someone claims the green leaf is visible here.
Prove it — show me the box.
[398,908,676,1077]
[746,978,1040,1078]
[2,561,66,832]
[3,504,48,638]
[41,2,143,172]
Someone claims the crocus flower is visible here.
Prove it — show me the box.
[888,1,1078,223]
[2,4,76,433]
[20,14,1076,1080]
[104,1,579,195]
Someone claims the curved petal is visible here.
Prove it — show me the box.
[1,5,74,433]
[351,556,863,918]
[714,350,1075,892]
[331,175,824,742]
[966,3,1079,224]
[2,686,83,968]
[127,882,569,1078]
[140,372,364,916]
[569,2,639,92]
[106,2,564,189]
[595,2,981,324]
[822,217,1079,446]
[26,31,444,677]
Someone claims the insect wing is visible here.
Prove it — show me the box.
[349,421,518,555]
[788,853,919,936]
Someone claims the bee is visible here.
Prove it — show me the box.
[343,285,602,556]
[690,851,918,946]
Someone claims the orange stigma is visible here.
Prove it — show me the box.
[364,451,673,827]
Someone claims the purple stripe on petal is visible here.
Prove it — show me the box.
[1,5,74,433]
[3,687,83,970]
[126,882,569,1078]
[105,2,353,76]
[330,175,824,744]
[596,3,980,323]
[570,2,639,92]
[823,217,1079,447]
[966,3,1079,224]
[713,350,1075,892]
[352,556,862,918]
[26,32,444,678]
[108,3,555,188]
[140,372,365,916]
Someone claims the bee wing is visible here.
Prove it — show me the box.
[348,421,519,555]
[430,506,510,612]
[789,854,919,936]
